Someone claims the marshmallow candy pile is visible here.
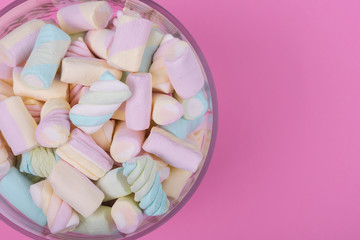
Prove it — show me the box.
[0,1,211,236]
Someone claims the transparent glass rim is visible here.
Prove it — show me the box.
[0,0,218,239]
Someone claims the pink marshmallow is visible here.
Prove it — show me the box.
[85,29,114,59]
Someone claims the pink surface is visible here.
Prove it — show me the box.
[2,0,360,239]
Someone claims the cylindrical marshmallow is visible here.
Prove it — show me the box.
[0,96,38,155]
[48,160,105,217]
[65,37,94,58]
[70,71,131,134]
[110,121,145,163]
[19,147,58,178]
[125,73,152,131]
[36,98,71,148]
[0,61,13,81]
[0,80,14,101]
[74,206,117,235]
[162,167,192,200]
[13,67,69,101]
[161,115,205,140]
[174,90,208,120]
[0,135,14,179]
[91,120,115,152]
[69,84,89,107]
[85,29,114,59]
[164,41,205,99]
[21,24,70,90]
[56,128,113,180]
[123,156,169,216]
[23,98,43,124]
[111,102,126,121]
[0,19,45,67]
[57,1,112,34]
[0,167,47,226]
[111,196,144,234]
[152,93,183,125]
[139,28,164,73]
[60,57,122,86]
[108,15,152,72]
[30,180,79,233]
[143,127,203,173]
[95,167,131,202]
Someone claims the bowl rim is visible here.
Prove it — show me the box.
[0,0,218,239]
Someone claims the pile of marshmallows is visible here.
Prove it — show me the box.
[0,1,210,236]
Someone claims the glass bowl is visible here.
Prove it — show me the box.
[0,0,218,239]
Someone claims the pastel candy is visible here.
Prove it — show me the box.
[161,115,205,140]
[60,57,122,86]
[174,90,208,120]
[112,102,126,121]
[162,167,192,200]
[48,160,105,217]
[21,24,71,90]
[69,84,89,107]
[30,180,79,233]
[164,41,205,99]
[111,196,144,234]
[0,80,14,101]
[110,121,145,163]
[152,93,183,125]
[0,19,45,67]
[95,167,131,202]
[13,67,69,102]
[85,29,114,59]
[74,206,117,235]
[108,15,152,72]
[125,73,152,131]
[65,37,94,58]
[143,127,203,173]
[0,61,13,80]
[185,118,208,151]
[0,167,47,226]
[23,98,43,124]
[36,98,71,148]
[56,128,113,180]
[70,71,131,134]
[143,153,170,182]
[91,120,115,152]
[19,147,58,178]
[57,1,112,34]
[0,96,38,155]
[139,28,164,73]
[0,135,14,179]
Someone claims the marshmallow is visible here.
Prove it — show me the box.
[112,102,126,121]
[161,115,205,140]
[95,167,131,202]
[36,98,71,148]
[111,196,144,234]
[139,28,164,73]
[69,84,89,107]
[74,206,117,235]
[65,37,94,58]
[162,167,192,200]
[185,118,208,151]
[152,93,183,125]
[60,57,122,86]
[70,71,131,134]
[108,15,152,72]
[85,29,114,59]
[0,135,14,179]
[143,127,203,173]
[123,156,169,216]
[0,61,13,81]
[13,67,69,101]
[0,80,14,100]
[0,167,47,226]
[30,180,79,233]
[48,160,105,217]
[174,90,208,120]
[91,120,115,152]
[0,19,45,67]
[57,1,112,34]
[21,24,71,90]
[110,121,145,163]
[56,128,113,180]
[0,96,38,155]
[19,147,58,178]
[143,153,170,182]
[23,98,43,124]
[164,41,205,99]
[125,73,152,131]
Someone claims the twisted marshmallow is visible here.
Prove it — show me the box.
[69,84,90,107]
[36,98,71,148]
[70,71,131,134]
[23,98,43,124]
[123,155,169,216]
[65,37,94,58]
[30,180,79,233]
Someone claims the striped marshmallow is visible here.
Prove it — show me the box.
[65,37,94,58]
[85,29,114,59]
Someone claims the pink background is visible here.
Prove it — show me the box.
[1,0,360,239]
